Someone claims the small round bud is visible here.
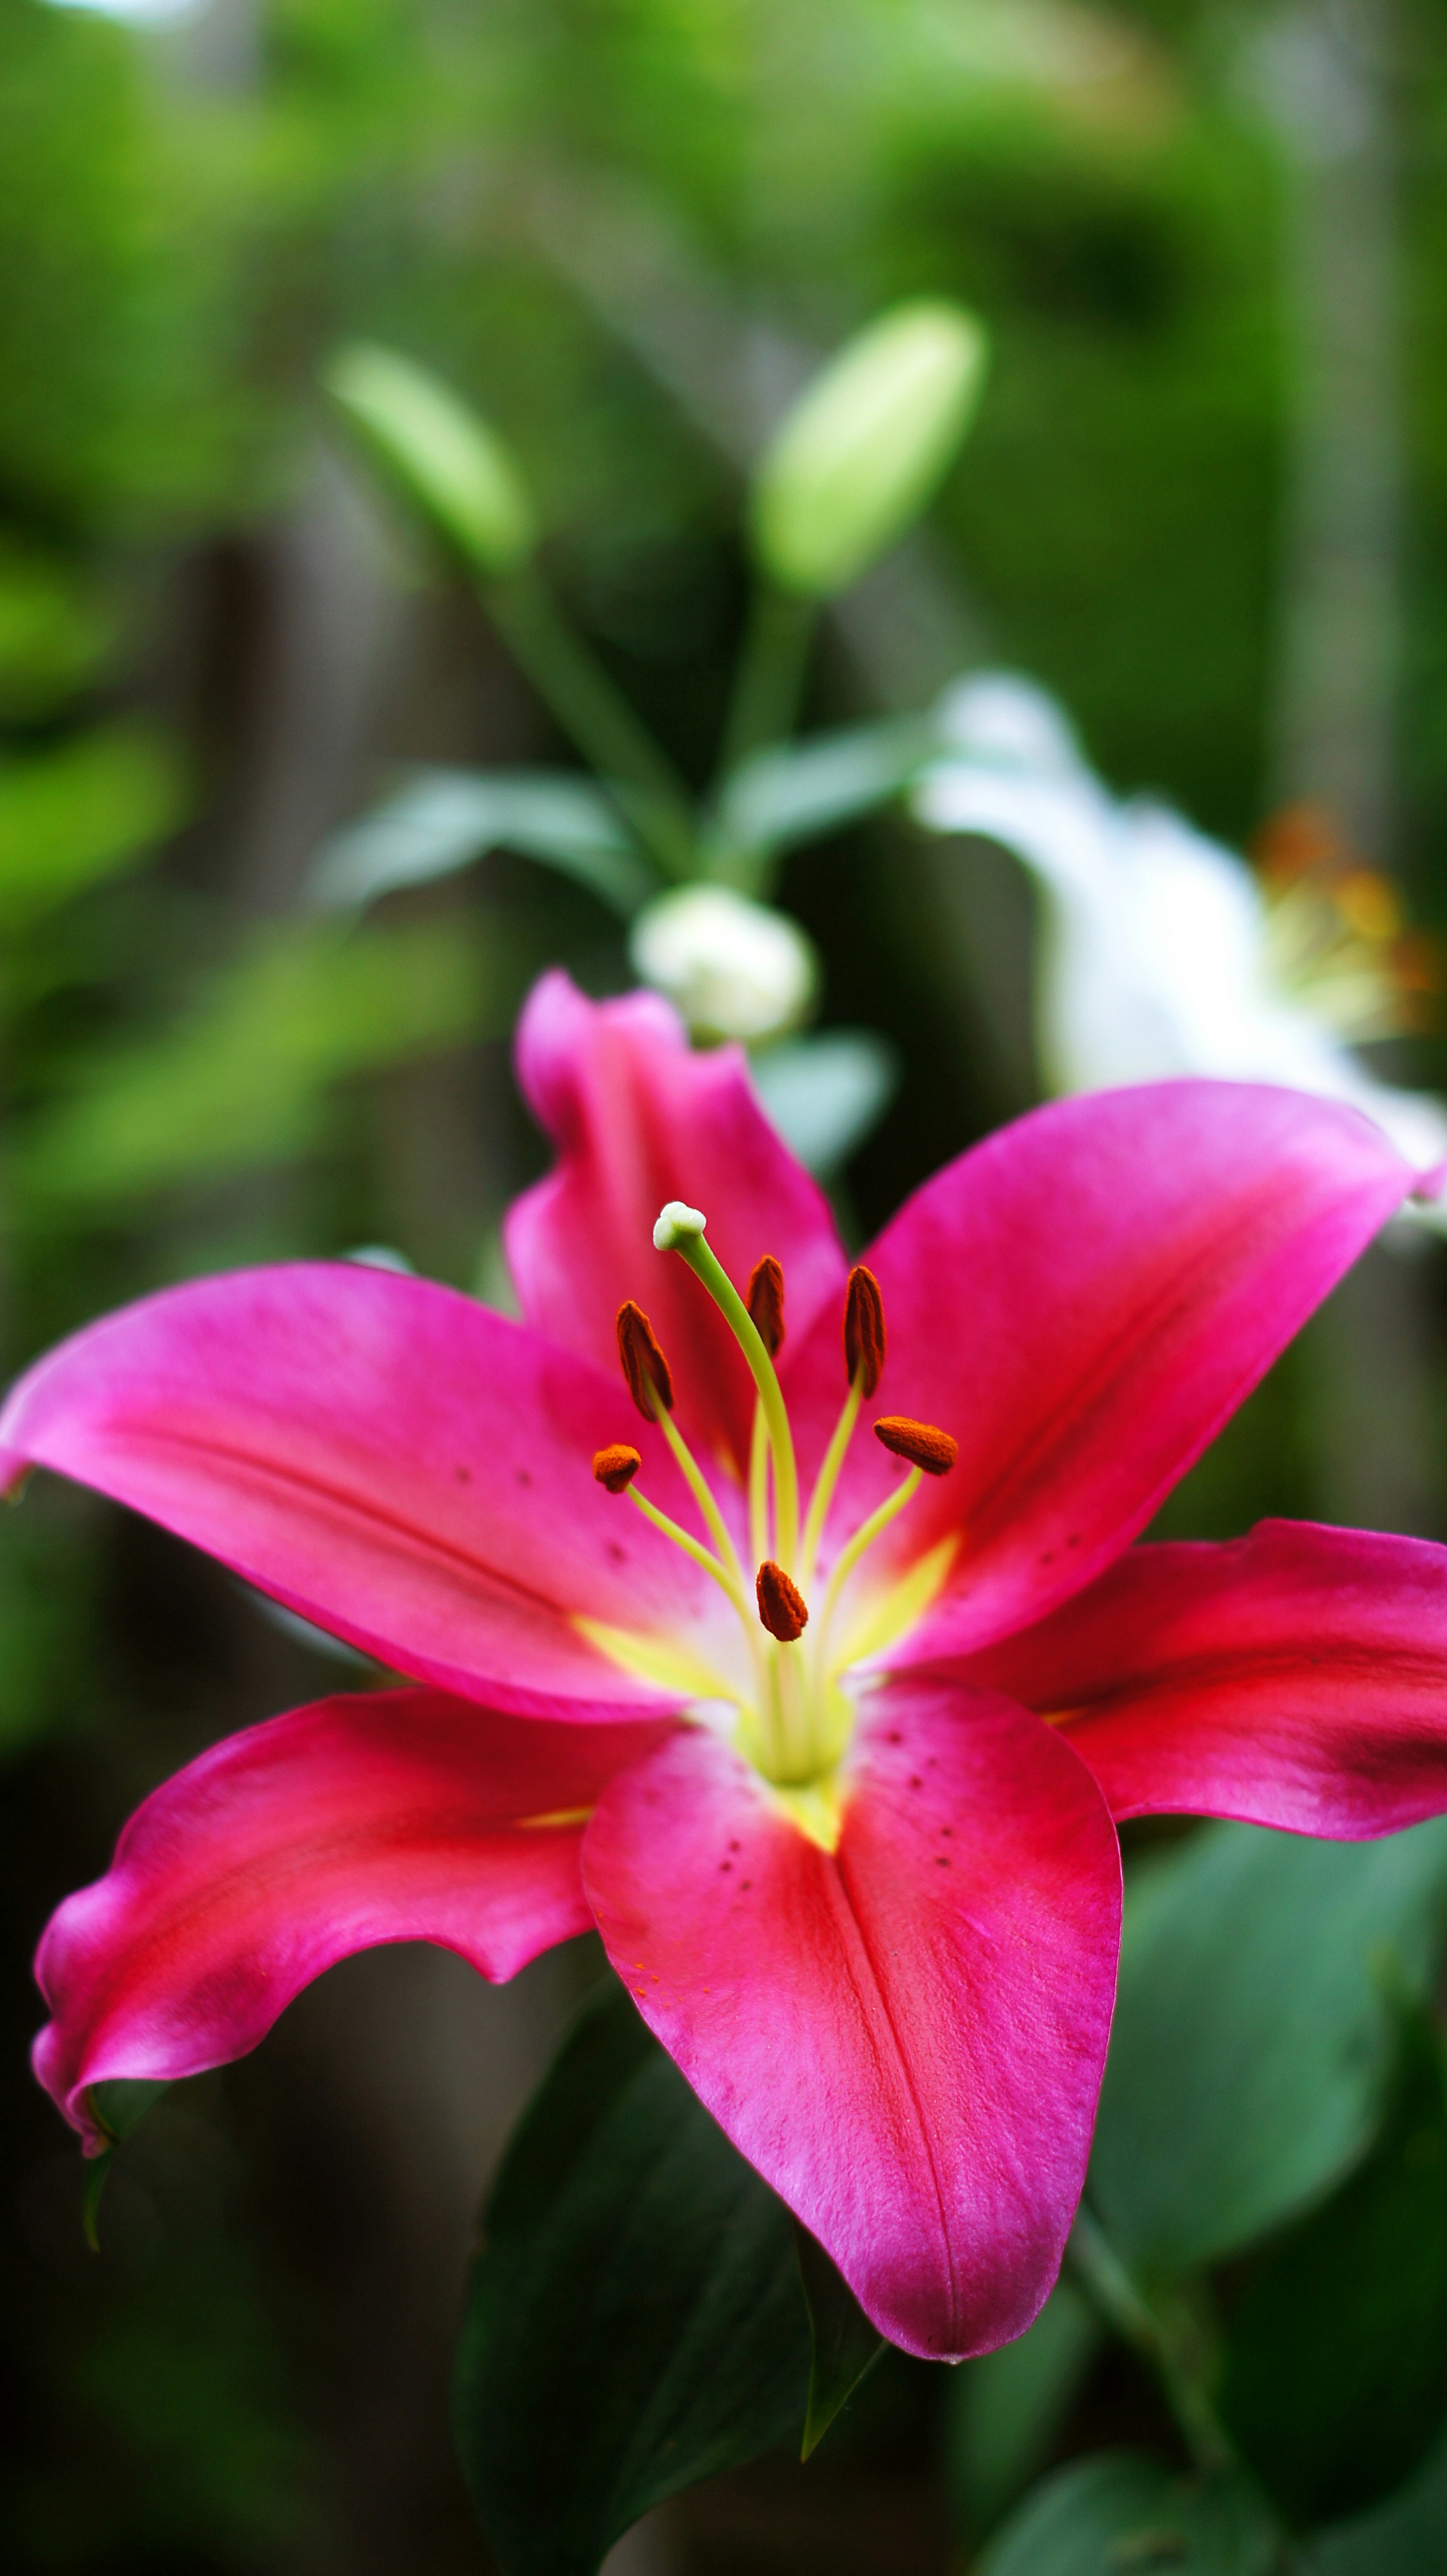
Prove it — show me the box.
[593,1444,642,1495]
[653,1201,708,1253]
[873,1416,957,1476]
[630,885,817,1044]
[756,1559,809,1643]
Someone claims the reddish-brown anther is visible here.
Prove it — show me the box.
[844,1265,886,1397]
[747,1256,786,1358]
[616,1301,674,1420]
[756,1558,809,1642]
[593,1444,642,1495]
[874,1416,958,1477]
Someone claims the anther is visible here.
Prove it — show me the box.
[747,1256,786,1358]
[757,1558,809,1642]
[616,1301,674,1420]
[844,1265,886,1397]
[593,1444,641,1494]
[874,1416,957,1476]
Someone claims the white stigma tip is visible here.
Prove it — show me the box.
[654,1201,708,1251]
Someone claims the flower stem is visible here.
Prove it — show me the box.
[1066,2203,1236,2478]
[715,584,816,834]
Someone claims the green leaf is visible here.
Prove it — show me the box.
[310,767,656,919]
[1300,2432,1447,2574]
[18,913,507,1207]
[794,2221,885,2458]
[710,715,936,866]
[750,1029,899,1175]
[1219,1999,1447,2526]
[750,300,989,598]
[946,2276,1101,2539]
[326,341,536,577]
[1089,1819,1447,2277]
[0,540,115,720]
[979,2452,1280,2576]
[452,1977,811,2576]
[0,725,185,928]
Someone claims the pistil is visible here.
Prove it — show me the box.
[653,1203,801,1571]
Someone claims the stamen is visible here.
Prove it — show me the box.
[844,1266,886,1397]
[757,1559,809,1642]
[815,1468,924,1652]
[616,1301,674,1419]
[874,1417,958,1476]
[624,1484,748,1617]
[746,1256,786,1356]
[654,1206,801,1572]
[593,1444,641,1494]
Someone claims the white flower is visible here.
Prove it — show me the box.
[629,884,818,1044]
[916,672,1447,1222]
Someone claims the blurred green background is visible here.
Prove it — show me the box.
[6,0,1447,2570]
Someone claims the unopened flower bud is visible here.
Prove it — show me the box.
[616,1301,674,1420]
[630,885,817,1044]
[844,1266,886,1398]
[750,300,988,599]
[593,1444,641,1494]
[325,342,535,578]
[747,1256,786,1358]
[756,1559,809,1642]
[874,1416,957,1476]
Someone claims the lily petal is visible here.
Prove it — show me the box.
[0,1264,735,1721]
[506,971,846,1472]
[35,1688,671,2150]
[965,1519,1447,1837]
[581,1677,1121,2359]
[780,1081,1412,1664]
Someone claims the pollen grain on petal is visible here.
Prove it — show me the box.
[593,1443,642,1494]
[756,1558,809,1641]
[844,1264,886,1397]
[616,1300,675,1418]
[746,1254,786,1357]
[874,1416,958,1476]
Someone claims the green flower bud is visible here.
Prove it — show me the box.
[325,342,535,578]
[750,301,987,599]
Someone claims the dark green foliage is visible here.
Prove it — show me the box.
[979,2451,1280,2576]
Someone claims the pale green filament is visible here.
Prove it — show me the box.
[648,1378,750,1599]
[658,1221,800,1570]
[798,1375,862,1592]
[748,1398,771,1568]
[814,1466,923,1664]
[624,1486,747,1618]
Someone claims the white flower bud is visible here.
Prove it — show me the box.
[750,301,988,598]
[326,342,535,578]
[630,886,818,1044]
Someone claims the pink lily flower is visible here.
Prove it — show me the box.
[11,970,1447,2363]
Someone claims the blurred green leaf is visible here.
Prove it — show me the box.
[1220,2000,1447,2527]
[0,725,184,930]
[979,2453,1279,2576]
[1089,1820,1447,2279]
[794,2220,884,2460]
[83,2077,171,2250]
[310,767,656,919]
[750,1029,899,1174]
[327,341,536,577]
[710,715,936,867]
[751,300,988,598]
[17,913,504,1206]
[946,2276,1101,2540]
[0,539,115,720]
[452,1976,809,2576]
[1301,2431,1447,2574]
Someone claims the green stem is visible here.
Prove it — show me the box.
[670,1234,800,1573]
[485,567,697,878]
[1067,2204,1236,2478]
[717,582,816,784]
